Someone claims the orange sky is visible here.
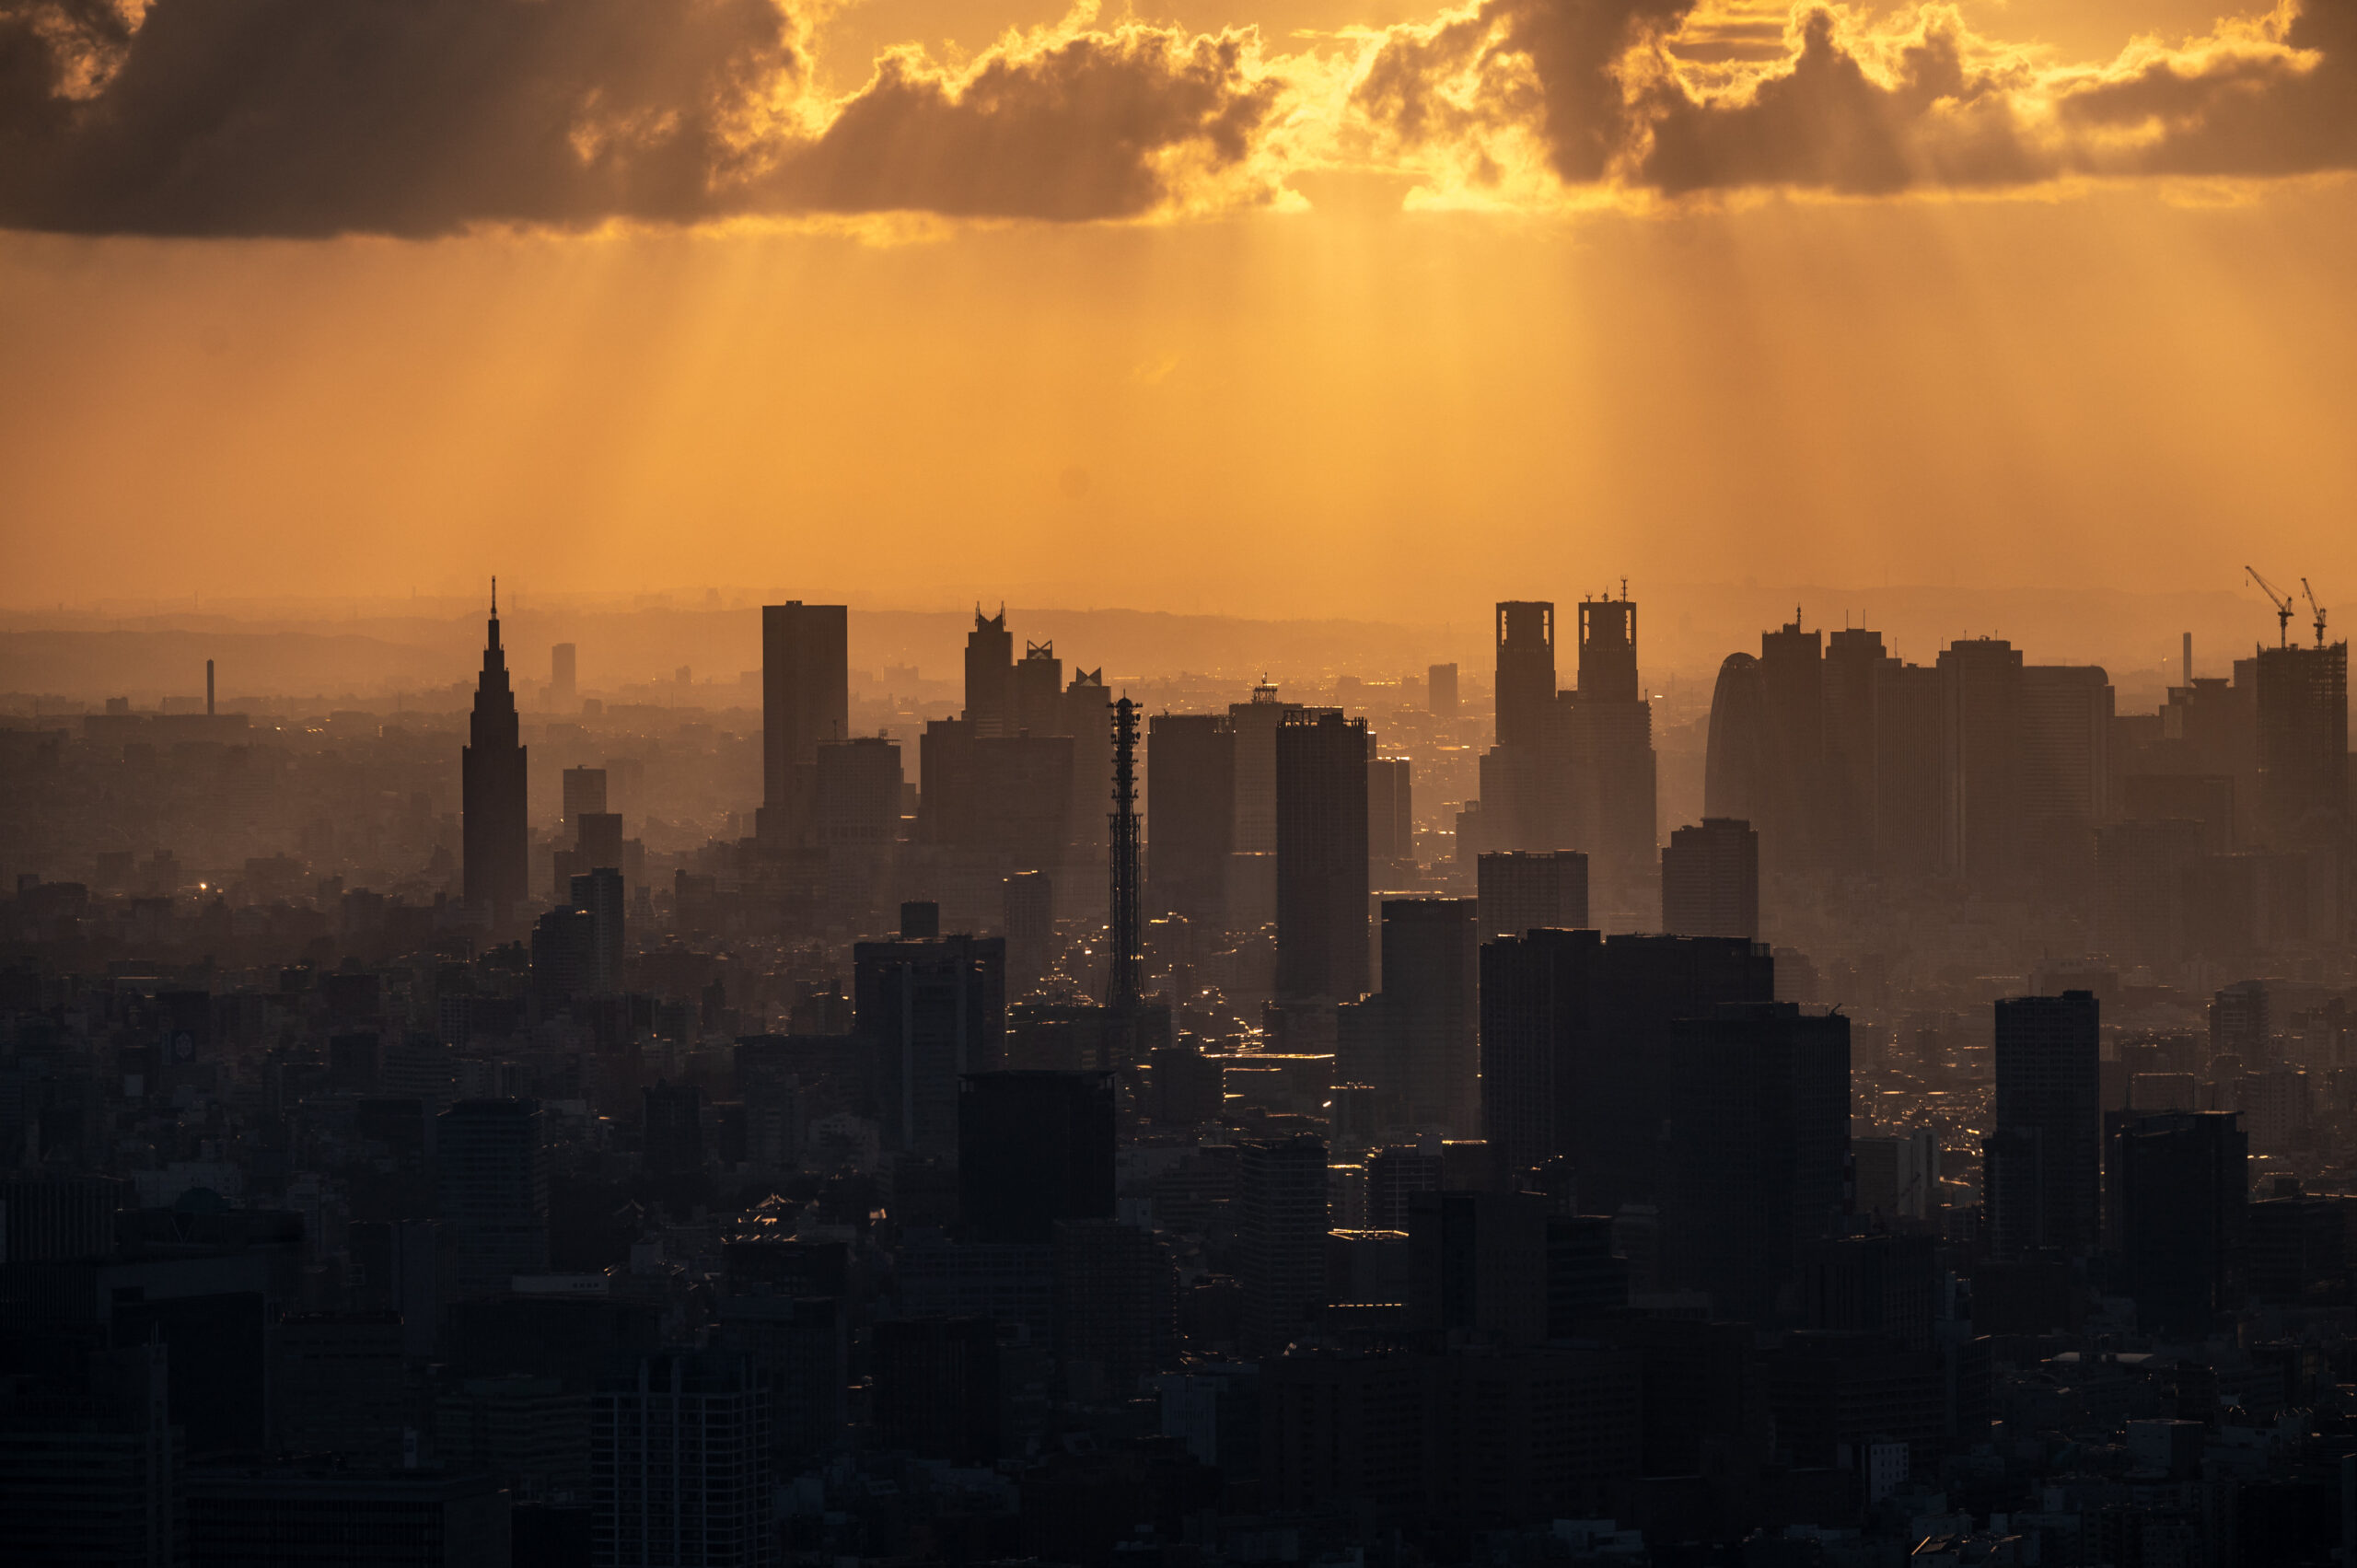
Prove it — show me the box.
[2,0,2351,620]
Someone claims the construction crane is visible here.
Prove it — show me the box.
[2303,577,2328,647]
[2247,564,2295,646]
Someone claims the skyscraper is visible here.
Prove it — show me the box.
[438,1098,550,1294]
[1495,601,1556,749]
[1661,819,1759,940]
[853,933,1007,1156]
[1986,991,2101,1258]
[965,606,1014,738]
[2019,663,2114,893]
[1428,662,1459,719]
[1820,627,1887,872]
[569,867,625,995]
[1145,713,1235,927]
[1480,930,1774,1203]
[2255,634,2349,847]
[1567,595,1657,922]
[2110,1110,2246,1336]
[760,600,850,845]
[550,641,577,711]
[1938,637,2026,889]
[1367,756,1414,867]
[1476,850,1588,939]
[1756,612,1825,876]
[592,1352,773,1568]
[1378,897,1479,1132]
[1275,710,1370,1002]
[1663,1003,1850,1320]
[1229,681,1303,855]
[1239,1134,1329,1353]
[462,582,528,919]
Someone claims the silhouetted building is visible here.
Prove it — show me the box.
[644,1082,702,1177]
[1986,991,2101,1258]
[872,1318,1000,1462]
[965,607,1015,738]
[854,934,1007,1156]
[1566,595,1657,922]
[812,736,901,845]
[529,906,597,1016]
[1239,1134,1329,1353]
[1821,626,1887,872]
[1495,601,1556,750]
[1940,638,2026,889]
[0,1343,180,1568]
[2255,635,2349,847]
[592,1351,772,1567]
[761,600,849,846]
[1229,681,1303,855]
[2097,819,2205,967]
[1337,898,1479,1134]
[2111,1111,2246,1335]
[1476,850,1587,939]
[438,1098,550,1294]
[187,1465,510,1568]
[273,1311,406,1465]
[551,642,577,709]
[1053,1218,1174,1400]
[1409,1188,1549,1345]
[568,867,624,994]
[1480,930,1773,1208]
[1274,710,1370,1002]
[1661,818,1759,939]
[1146,713,1236,927]
[1663,1003,1849,1320]
[959,1072,1115,1244]
[1875,659,1946,873]
[462,584,528,918]
[1367,756,1413,866]
[1429,662,1459,719]
[1003,870,1054,993]
[1801,1234,1937,1353]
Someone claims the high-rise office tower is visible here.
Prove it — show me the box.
[569,867,625,994]
[2110,1111,2246,1336]
[761,600,850,846]
[1874,659,1945,873]
[2019,664,2114,892]
[592,1352,773,1568]
[1938,637,2026,889]
[812,736,902,845]
[1379,898,1479,1132]
[1703,653,1771,828]
[530,905,597,1015]
[1145,713,1235,927]
[2255,634,2349,847]
[437,1098,550,1294]
[1429,662,1459,719]
[1568,595,1657,921]
[853,933,1007,1156]
[1820,627,1887,872]
[462,582,529,919]
[1986,991,2101,1258]
[1662,1003,1850,1321]
[1480,930,1774,1205]
[1003,870,1054,993]
[550,642,577,711]
[1011,640,1064,735]
[958,1072,1116,1244]
[1229,681,1303,854]
[1756,613,1825,876]
[1495,602,1556,749]
[1476,850,1588,938]
[1274,710,1370,1002]
[1064,668,1115,871]
[1661,819,1759,940]
[965,606,1014,738]
[563,765,607,830]
[1407,1189,1550,1346]
[1238,1134,1329,1353]
[1051,1219,1173,1400]
[1340,901,1477,1135]
[1367,757,1413,866]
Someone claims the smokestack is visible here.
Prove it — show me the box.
[206,659,215,716]
[2181,632,2191,689]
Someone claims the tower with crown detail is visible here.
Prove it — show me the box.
[463,579,530,918]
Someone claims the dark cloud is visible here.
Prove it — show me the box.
[0,0,1283,234]
[2054,0,2357,179]
[773,29,1281,221]
[1639,10,2044,193]
[1355,0,1690,185]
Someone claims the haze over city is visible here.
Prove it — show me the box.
[7,1,2357,1566]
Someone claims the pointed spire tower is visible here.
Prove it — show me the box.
[463,577,530,917]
